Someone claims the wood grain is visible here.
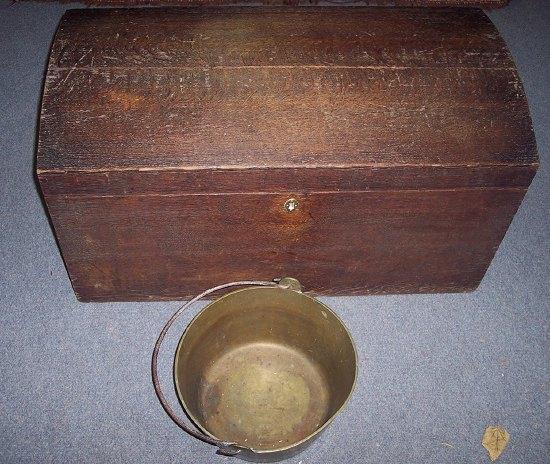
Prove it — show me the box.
[37,8,536,174]
[51,8,512,69]
[38,66,536,173]
[38,164,537,196]
[36,7,538,300]
[44,188,525,301]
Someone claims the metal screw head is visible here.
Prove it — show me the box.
[277,277,302,292]
[283,198,299,213]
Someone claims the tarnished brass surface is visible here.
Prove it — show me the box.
[174,284,356,460]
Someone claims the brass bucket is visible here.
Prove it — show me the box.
[152,278,357,462]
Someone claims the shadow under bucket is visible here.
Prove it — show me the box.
[153,278,357,462]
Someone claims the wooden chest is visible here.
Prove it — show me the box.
[37,7,538,301]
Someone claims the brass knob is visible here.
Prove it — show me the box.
[283,198,299,213]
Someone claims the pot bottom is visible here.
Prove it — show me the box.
[198,341,330,451]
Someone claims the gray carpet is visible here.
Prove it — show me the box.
[0,1,548,462]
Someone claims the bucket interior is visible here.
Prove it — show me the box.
[174,287,356,452]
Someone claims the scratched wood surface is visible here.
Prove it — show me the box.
[37,8,537,176]
[44,189,526,301]
[36,8,538,300]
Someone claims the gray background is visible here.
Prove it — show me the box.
[0,1,548,462]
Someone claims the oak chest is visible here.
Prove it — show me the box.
[37,7,538,301]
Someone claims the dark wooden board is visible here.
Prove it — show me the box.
[39,66,535,173]
[44,188,525,301]
[51,8,513,69]
[38,164,537,196]
[37,7,537,187]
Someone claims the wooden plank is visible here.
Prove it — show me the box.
[37,65,536,173]
[51,8,512,69]
[44,188,525,301]
[36,7,537,180]
[37,164,538,195]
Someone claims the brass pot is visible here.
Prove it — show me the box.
[152,278,357,462]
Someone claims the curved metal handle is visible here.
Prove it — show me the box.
[151,279,281,456]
